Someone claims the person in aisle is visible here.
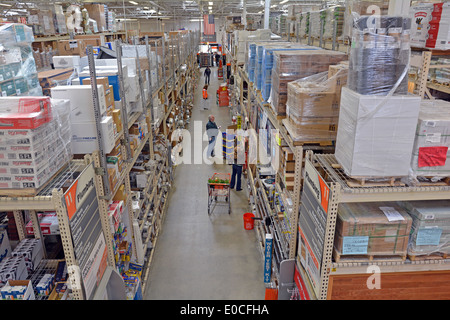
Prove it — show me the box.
[215,52,220,67]
[204,66,211,85]
[197,53,200,67]
[230,138,245,191]
[203,84,208,99]
[206,114,220,158]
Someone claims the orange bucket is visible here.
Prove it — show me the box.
[243,213,255,230]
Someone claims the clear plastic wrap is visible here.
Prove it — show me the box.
[335,86,421,178]
[347,15,412,96]
[270,49,347,115]
[284,65,348,141]
[0,96,72,189]
[399,200,450,258]
[408,99,450,182]
[0,23,42,97]
[322,6,346,39]
[334,202,412,258]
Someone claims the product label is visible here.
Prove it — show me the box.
[416,227,442,246]
[379,207,405,222]
[342,236,369,255]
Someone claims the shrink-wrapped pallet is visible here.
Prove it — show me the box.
[284,64,347,141]
[399,200,450,258]
[334,202,412,259]
[270,49,347,115]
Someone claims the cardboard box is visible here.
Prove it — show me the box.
[57,40,87,56]
[71,116,115,154]
[1,280,35,300]
[50,85,107,122]
[335,87,421,177]
[38,68,74,92]
[334,202,412,257]
[0,96,53,130]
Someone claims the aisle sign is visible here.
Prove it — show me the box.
[64,163,107,300]
[264,234,273,283]
[297,159,330,298]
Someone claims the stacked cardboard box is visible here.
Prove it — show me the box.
[279,146,295,191]
[284,62,348,141]
[271,49,347,116]
[51,84,114,154]
[410,99,450,178]
[399,200,450,258]
[38,68,75,96]
[27,9,56,36]
[334,202,412,259]
[57,39,87,57]
[0,97,72,189]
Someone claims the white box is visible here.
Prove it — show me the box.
[71,116,115,154]
[409,3,434,48]
[52,55,82,72]
[411,99,450,176]
[0,230,11,263]
[335,87,421,177]
[50,85,107,122]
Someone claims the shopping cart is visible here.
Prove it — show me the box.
[207,173,231,215]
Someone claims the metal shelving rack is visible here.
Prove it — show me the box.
[1,31,199,299]
[295,152,450,300]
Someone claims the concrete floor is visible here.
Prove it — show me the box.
[144,66,266,300]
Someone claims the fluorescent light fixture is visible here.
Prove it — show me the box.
[208,6,212,9]
[190,18,204,21]
[0,3,12,6]
[270,4,276,8]
[208,1,213,5]
[280,0,289,3]
[129,1,138,5]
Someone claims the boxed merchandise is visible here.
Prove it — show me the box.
[78,65,128,101]
[38,68,75,96]
[70,116,115,154]
[426,2,450,50]
[410,99,450,178]
[334,202,412,258]
[335,87,421,178]
[399,200,450,258]
[25,212,60,236]
[12,238,43,273]
[1,280,35,300]
[52,55,88,74]
[0,255,28,286]
[27,9,56,36]
[0,97,72,190]
[285,64,348,140]
[84,4,107,32]
[57,40,87,57]
[51,85,107,122]
[410,3,434,48]
[0,229,11,263]
[271,49,347,115]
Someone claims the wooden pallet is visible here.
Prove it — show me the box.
[334,249,407,263]
[408,252,450,261]
[329,163,406,187]
[0,161,72,197]
[281,118,335,147]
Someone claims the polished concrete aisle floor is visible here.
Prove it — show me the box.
[144,66,266,300]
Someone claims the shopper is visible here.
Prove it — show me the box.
[206,114,220,158]
[230,139,244,191]
[204,66,211,85]
[215,52,220,67]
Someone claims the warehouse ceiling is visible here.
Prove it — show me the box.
[0,0,330,19]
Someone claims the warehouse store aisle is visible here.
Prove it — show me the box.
[144,66,266,300]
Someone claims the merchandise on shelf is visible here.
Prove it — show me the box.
[285,62,348,141]
[348,15,411,96]
[27,9,56,36]
[410,3,434,48]
[410,99,450,179]
[0,97,72,189]
[426,2,450,50]
[12,238,43,273]
[1,280,35,300]
[399,200,450,258]
[50,84,115,154]
[270,49,347,115]
[334,202,412,258]
[25,212,60,236]
[38,68,77,96]
[0,255,28,288]
[233,29,272,65]
[0,23,42,97]
[0,230,11,264]
[335,87,421,178]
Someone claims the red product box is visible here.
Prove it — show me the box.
[0,97,53,130]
